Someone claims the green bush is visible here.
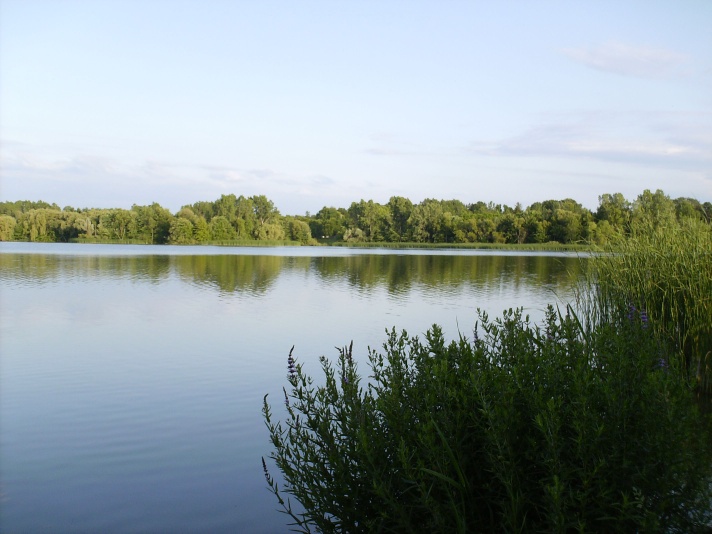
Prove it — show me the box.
[263,305,712,533]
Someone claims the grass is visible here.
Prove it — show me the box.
[69,238,304,246]
[325,241,589,251]
[198,239,303,246]
[581,217,712,394]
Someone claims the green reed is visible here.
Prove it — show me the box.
[582,217,712,394]
[328,241,588,251]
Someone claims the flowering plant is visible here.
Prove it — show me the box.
[263,305,712,533]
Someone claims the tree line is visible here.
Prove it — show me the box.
[0,190,709,245]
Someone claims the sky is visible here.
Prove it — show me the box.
[1,0,711,215]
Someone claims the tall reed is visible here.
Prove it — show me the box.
[581,217,712,394]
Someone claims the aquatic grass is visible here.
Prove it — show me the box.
[582,216,712,393]
[263,305,712,532]
[327,241,588,251]
[201,239,303,246]
[69,238,306,246]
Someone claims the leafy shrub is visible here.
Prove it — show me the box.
[263,305,712,533]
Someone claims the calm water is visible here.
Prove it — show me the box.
[0,243,586,533]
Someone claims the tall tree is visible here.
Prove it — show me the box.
[251,195,280,226]
[632,189,676,230]
[387,196,413,241]
[596,193,631,233]
[0,215,17,241]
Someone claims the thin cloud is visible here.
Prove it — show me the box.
[364,148,413,156]
[364,132,424,157]
[563,41,688,79]
[467,113,712,171]
[309,175,335,186]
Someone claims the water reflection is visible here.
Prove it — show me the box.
[1,252,585,297]
[173,255,291,295]
[0,253,172,286]
[311,254,582,296]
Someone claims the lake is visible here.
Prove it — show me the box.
[0,243,586,533]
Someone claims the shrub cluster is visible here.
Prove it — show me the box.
[263,305,712,533]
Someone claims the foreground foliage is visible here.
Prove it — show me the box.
[263,306,712,533]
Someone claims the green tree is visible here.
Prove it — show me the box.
[134,203,173,243]
[193,217,210,242]
[256,222,286,241]
[251,195,280,230]
[209,216,237,241]
[348,200,391,242]
[702,202,712,223]
[188,200,216,222]
[387,196,413,241]
[590,219,617,245]
[77,213,96,239]
[632,189,676,231]
[674,197,706,222]
[523,216,548,244]
[0,215,16,241]
[549,209,582,243]
[176,206,200,224]
[18,209,51,242]
[168,218,195,244]
[215,194,238,221]
[100,209,137,241]
[407,200,446,242]
[497,212,525,244]
[476,216,497,243]
[235,195,257,238]
[284,217,313,244]
[313,207,345,239]
[46,210,80,242]
[596,193,630,231]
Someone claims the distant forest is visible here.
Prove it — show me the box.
[0,190,709,246]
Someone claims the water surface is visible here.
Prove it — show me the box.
[0,243,585,532]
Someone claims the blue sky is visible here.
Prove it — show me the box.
[1,0,710,215]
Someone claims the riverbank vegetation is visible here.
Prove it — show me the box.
[1,189,709,247]
[264,307,712,532]
[583,213,712,395]
[262,204,712,532]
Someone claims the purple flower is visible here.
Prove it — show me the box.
[346,341,353,365]
[262,457,271,484]
[640,309,649,328]
[657,357,668,371]
[287,346,297,378]
[627,304,637,322]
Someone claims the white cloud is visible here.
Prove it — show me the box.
[0,141,348,213]
[563,41,688,79]
[468,111,712,171]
